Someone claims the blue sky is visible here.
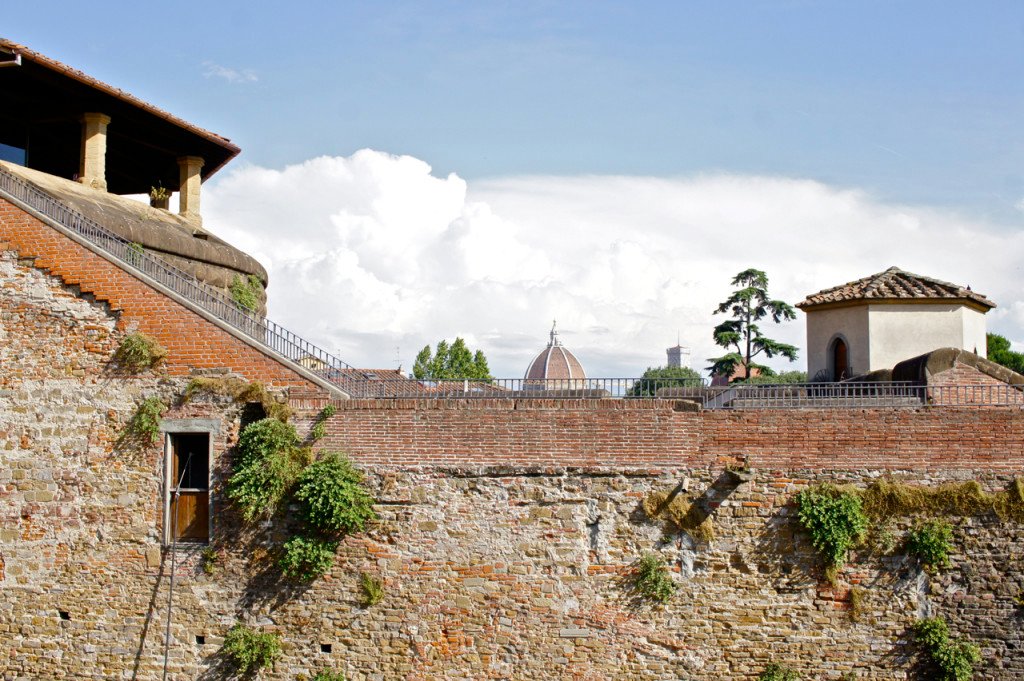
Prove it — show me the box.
[5,3,1024,374]
[9,2,1023,218]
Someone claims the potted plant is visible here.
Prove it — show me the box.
[149,184,170,210]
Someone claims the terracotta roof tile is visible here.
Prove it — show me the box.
[797,266,995,310]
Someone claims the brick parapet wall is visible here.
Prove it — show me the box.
[0,198,324,392]
[310,398,1024,472]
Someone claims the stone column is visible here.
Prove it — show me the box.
[78,113,111,190]
[177,156,204,224]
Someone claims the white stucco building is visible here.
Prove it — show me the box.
[797,267,994,381]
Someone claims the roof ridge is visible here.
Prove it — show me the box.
[797,266,995,310]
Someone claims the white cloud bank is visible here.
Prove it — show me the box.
[204,150,1024,376]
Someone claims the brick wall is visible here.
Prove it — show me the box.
[0,198,323,392]
[311,398,1024,472]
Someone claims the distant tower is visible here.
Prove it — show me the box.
[667,334,690,368]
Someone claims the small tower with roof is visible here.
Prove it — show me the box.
[797,266,994,380]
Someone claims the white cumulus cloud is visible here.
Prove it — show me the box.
[202,61,258,83]
[203,150,1024,377]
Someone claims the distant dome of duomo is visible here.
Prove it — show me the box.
[524,322,587,381]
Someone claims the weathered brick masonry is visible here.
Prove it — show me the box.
[315,398,1024,472]
[2,202,1024,680]
[0,198,323,391]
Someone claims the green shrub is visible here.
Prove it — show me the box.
[230,274,263,312]
[126,396,165,443]
[222,623,281,674]
[295,452,376,534]
[227,447,305,521]
[311,672,346,681]
[201,547,218,576]
[913,616,981,681]
[126,241,145,265]
[279,535,337,582]
[796,484,868,572]
[115,332,166,371]
[359,572,384,607]
[759,663,800,681]
[236,418,300,469]
[907,520,954,570]
[633,553,677,603]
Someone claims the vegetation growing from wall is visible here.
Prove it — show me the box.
[295,452,377,534]
[759,663,800,681]
[359,572,384,607]
[183,376,292,422]
[227,419,307,521]
[906,520,954,571]
[278,535,339,582]
[123,396,165,444]
[230,274,263,313]
[632,553,677,603]
[309,404,337,441]
[795,484,868,579]
[642,489,714,542]
[222,623,282,675]
[308,672,346,681]
[114,332,166,372]
[796,479,1024,582]
[912,616,981,681]
[226,417,377,583]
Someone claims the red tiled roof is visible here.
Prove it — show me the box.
[797,266,995,310]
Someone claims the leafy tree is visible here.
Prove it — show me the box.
[413,337,492,380]
[629,365,703,396]
[744,370,808,385]
[708,268,798,379]
[987,333,1024,375]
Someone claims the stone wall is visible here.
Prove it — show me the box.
[2,226,1024,679]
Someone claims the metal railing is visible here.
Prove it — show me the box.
[4,166,1023,409]
[0,166,370,393]
[704,381,927,409]
[345,377,708,399]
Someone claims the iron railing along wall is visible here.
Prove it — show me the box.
[350,377,708,399]
[0,166,374,393]
[4,167,1023,408]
